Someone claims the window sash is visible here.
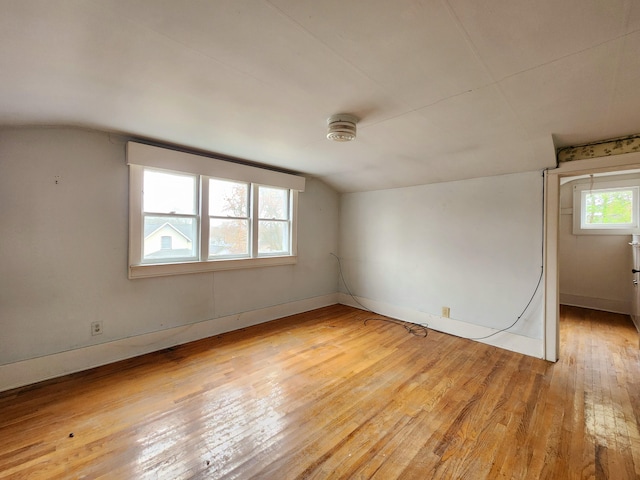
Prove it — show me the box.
[141,169,200,265]
[258,185,290,221]
[128,162,300,278]
[580,187,637,229]
[143,169,197,215]
[207,177,251,259]
[572,179,640,235]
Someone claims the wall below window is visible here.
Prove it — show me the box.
[339,171,545,357]
[559,175,638,314]
[0,127,339,391]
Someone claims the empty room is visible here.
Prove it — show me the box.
[1,1,639,479]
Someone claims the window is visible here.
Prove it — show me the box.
[209,179,250,258]
[258,186,290,255]
[160,236,173,250]
[143,170,198,262]
[127,142,305,278]
[573,179,640,235]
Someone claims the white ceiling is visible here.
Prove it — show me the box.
[1,0,640,192]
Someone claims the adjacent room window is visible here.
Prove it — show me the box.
[127,142,304,278]
[573,179,640,235]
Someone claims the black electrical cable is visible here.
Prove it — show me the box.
[330,253,429,338]
[463,267,543,340]
[447,170,547,341]
[330,253,370,312]
[364,317,428,337]
[460,170,546,341]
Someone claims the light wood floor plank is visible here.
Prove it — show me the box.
[0,304,639,479]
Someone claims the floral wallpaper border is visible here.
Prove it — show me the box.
[557,135,640,163]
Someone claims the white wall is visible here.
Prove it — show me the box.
[339,171,545,356]
[0,127,339,389]
[559,175,636,313]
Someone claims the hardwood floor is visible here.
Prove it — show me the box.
[0,304,638,479]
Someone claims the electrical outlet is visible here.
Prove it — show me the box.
[91,321,103,336]
[442,306,450,318]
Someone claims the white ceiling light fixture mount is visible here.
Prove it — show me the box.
[327,114,358,142]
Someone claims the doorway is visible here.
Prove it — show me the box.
[543,151,640,361]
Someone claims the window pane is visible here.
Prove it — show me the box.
[144,170,196,214]
[259,186,288,220]
[209,179,248,217]
[584,189,633,226]
[258,220,289,254]
[209,219,249,257]
[143,216,197,261]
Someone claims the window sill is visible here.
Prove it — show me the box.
[572,228,640,236]
[129,255,297,279]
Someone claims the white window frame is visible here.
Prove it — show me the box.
[142,168,200,264]
[256,185,292,257]
[206,177,252,260]
[127,142,305,279]
[572,179,640,235]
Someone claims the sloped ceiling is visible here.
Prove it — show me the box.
[1,0,639,192]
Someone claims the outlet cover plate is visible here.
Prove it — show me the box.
[91,321,103,336]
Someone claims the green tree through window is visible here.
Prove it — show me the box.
[584,189,633,225]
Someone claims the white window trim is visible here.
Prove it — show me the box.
[256,185,293,257]
[127,142,304,279]
[572,178,640,235]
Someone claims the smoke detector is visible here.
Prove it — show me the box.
[327,114,358,142]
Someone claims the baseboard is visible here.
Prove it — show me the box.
[338,293,544,358]
[559,293,631,315]
[0,293,339,393]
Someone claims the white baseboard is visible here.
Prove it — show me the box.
[338,293,544,358]
[0,293,339,393]
[559,293,631,315]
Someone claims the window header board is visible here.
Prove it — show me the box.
[126,142,305,192]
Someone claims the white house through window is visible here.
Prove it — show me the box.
[143,170,198,262]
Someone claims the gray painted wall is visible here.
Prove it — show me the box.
[0,125,549,382]
[0,127,339,366]
[339,171,545,341]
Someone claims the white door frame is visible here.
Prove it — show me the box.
[543,151,640,361]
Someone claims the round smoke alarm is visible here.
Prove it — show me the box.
[327,114,358,142]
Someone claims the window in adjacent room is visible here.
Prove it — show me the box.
[573,179,640,235]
